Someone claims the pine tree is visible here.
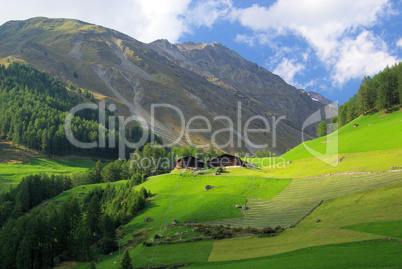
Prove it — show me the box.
[14,182,30,214]
[316,121,327,137]
[102,160,123,182]
[376,66,398,111]
[358,76,376,114]
[12,124,20,147]
[85,195,102,235]
[89,160,103,183]
[41,129,50,154]
[16,237,33,269]
[121,250,133,269]
[74,221,92,261]
[330,116,338,132]
[98,214,117,254]
[207,144,216,158]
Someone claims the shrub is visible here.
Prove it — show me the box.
[274,226,284,232]
[212,230,225,239]
[261,227,275,234]
[216,167,224,173]
[233,226,243,233]
[245,226,259,234]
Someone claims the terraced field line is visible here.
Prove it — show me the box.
[205,172,402,228]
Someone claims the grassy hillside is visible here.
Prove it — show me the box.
[56,174,291,268]
[282,110,402,161]
[206,172,402,228]
[48,180,127,203]
[0,157,95,192]
[75,172,402,268]
[236,110,402,178]
[191,240,402,269]
[232,147,402,178]
[342,220,402,240]
[208,180,402,262]
[78,240,213,269]
[123,174,291,232]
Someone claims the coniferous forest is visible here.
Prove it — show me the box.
[0,63,162,158]
[339,63,402,127]
[0,160,152,269]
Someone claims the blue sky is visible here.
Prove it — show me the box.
[1,0,402,104]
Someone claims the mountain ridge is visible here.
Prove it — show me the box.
[0,17,331,154]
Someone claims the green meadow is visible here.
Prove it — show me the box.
[238,110,402,178]
[231,147,402,178]
[77,240,213,269]
[208,181,402,262]
[0,158,95,192]
[206,172,402,228]
[190,240,402,269]
[48,180,127,203]
[342,220,402,240]
[123,174,292,232]
[75,172,402,268]
[282,110,402,160]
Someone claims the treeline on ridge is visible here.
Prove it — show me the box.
[339,63,402,127]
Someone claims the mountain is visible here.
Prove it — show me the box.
[0,17,329,154]
[306,91,333,105]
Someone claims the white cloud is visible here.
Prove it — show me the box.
[302,51,309,62]
[397,38,402,48]
[234,33,273,47]
[332,30,398,85]
[0,0,232,43]
[186,0,232,28]
[128,0,192,43]
[230,0,399,85]
[234,34,255,47]
[273,58,305,85]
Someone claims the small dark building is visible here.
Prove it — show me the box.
[176,156,206,169]
[207,154,245,168]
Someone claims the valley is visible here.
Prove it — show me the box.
[0,16,401,269]
[1,110,396,269]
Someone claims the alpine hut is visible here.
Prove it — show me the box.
[207,154,245,168]
[176,156,206,170]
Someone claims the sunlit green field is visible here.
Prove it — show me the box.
[238,110,402,178]
[190,240,402,269]
[231,147,402,178]
[0,158,95,192]
[123,174,291,232]
[205,172,402,228]
[208,181,402,262]
[342,220,402,240]
[77,173,402,268]
[78,240,213,269]
[282,110,402,160]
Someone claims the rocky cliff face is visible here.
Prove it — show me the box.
[0,17,330,154]
[151,40,322,130]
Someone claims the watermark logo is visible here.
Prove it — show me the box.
[63,100,338,169]
[64,101,286,160]
[301,102,339,167]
